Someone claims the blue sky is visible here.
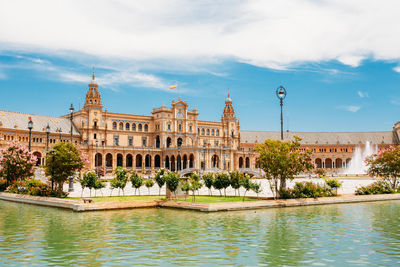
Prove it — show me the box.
[1,0,400,132]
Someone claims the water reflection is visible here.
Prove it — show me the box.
[1,200,400,266]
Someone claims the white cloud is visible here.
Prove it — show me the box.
[1,0,400,69]
[337,105,361,112]
[393,66,400,73]
[357,91,368,98]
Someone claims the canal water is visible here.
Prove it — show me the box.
[1,200,400,266]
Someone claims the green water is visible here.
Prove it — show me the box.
[1,201,400,266]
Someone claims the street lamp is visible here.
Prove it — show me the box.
[28,118,33,151]
[202,144,206,172]
[95,139,99,177]
[58,128,62,142]
[48,149,55,190]
[69,104,74,143]
[276,85,287,140]
[46,123,50,151]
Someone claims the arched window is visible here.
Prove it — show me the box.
[136,154,142,168]
[177,137,183,147]
[144,124,148,132]
[138,124,142,131]
[119,122,123,130]
[155,155,161,168]
[245,157,250,168]
[167,137,172,148]
[145,154,151,168]
[216,129,220,136]
[106,153,113,167]
[201,129,205,135]
[211,129,215,136]
[113,122,117,130]
[239,157,244,168]
[198,128,200,134]
[155,136,160,148]
[95,153,102,167]
[132,123,136,131]
[117,154,123,167]
[207,129,210,135]
[126,123,130,131]
[126,154,133,168]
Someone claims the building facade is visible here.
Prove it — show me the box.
[0,73,399,176]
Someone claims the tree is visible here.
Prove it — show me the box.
[45,142,85,191]
[81,171,97,197]
[240,174,252,201]
[165,172,180,198]
[229,171,242,196]
[251,181,262,197]
[202,173,214,196]
[130,171,143,195]
[254,137,314,199]
[180,180,190,200]
[154,169,166,195]
[189,173,202,202]
[214,173,230,196]
[110,167,128,196]
[367,146,400,190]
[144,179,155,195]
[0,141,37,186]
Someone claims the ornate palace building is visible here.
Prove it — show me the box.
[0,73,399,176]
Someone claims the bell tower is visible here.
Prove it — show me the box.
[83,72,103,110]
[223,93,236,120]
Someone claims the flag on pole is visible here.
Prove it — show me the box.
[169,84,177,89]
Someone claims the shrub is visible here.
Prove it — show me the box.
[0,179,7,191]
[314,168,326,176]
[280,181,333,199]
[355,181,395,195]
[6,179,68,198]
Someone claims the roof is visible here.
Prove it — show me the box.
[0,110,80,135]
[240,130,396,145]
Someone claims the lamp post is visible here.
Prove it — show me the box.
[276,85,287,140]
[95,139,99,177]
[48,149,55,190]
[223,147,226,171]
[28,118,33,151]
[202,144,206,172]
[46,123,50,151]
[69,104,74,143]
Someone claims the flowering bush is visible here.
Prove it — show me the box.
[355,181,395,195]
[280,181,334,199]
[366,146,400,190]
[0,179,7,191]
[6,178,68,197]
[0,141,37,186]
